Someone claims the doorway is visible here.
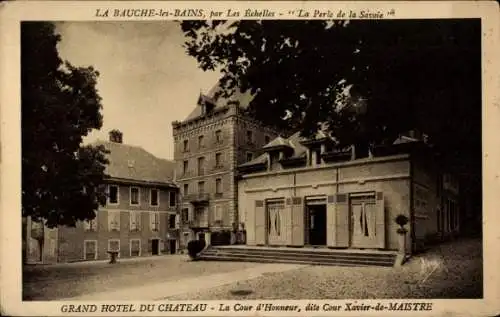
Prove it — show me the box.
[151,239,159,255]
[169,240,176,254]
[306,204,327,246]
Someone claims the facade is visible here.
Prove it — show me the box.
[238,131,460,254]
[172,84,285,247]
[25,130,179,263]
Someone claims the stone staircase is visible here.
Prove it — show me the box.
[199,246,397,267]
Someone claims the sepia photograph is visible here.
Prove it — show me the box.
[5,5,493,313]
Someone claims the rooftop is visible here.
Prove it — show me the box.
[93,140,176,186]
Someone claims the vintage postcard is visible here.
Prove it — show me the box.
[0,1,499,316]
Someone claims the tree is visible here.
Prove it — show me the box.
[180,20,481,178]
[21,22,109,228]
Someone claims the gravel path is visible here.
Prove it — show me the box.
[167,238,482,300]
[23,255,261,300]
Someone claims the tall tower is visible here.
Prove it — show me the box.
[172,83,284,245]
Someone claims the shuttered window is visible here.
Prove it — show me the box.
[84,218,97,232]
[108,211,120,231]
[130,211,141,231]
[150,212,160,231]
[130,239,141,257]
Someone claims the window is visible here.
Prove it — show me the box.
[198,181,205,194]
[108,210,120,231]
[214,205,223,221]
[84,240,97,260]
[265,135,270,144]
[183,183,189,196]
[215,130,222,143]
[130,211,141,231]
[198,135,204,149]
[197,157,205,175]
[168,214,176,229]
[183,139,189,152]
[150,189,159,206]
[84,218,97,232]
[130,187,140,205]
[108,239,120,253]
[215,178,222,194]
[150,212,160,231]
[181,208,189,223]
[215,152,222,167]
[169,191,176,207]
[267,200,285,237]
[246,152,253,162]
[130,239,141,257]
[108,185,119,204]
[183,160,189,175]
[246,130,253,144]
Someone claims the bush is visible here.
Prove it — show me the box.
[187,239,206,259]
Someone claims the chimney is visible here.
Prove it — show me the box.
[109,129,123,143]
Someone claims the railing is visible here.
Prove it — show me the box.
[185,193,210,202]
[213,192,223,199]
[187,219,209,228]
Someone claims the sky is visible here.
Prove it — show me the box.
[55,21,222,160]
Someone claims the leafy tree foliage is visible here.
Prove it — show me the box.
[180,20,481,179]
[21,22,109,228]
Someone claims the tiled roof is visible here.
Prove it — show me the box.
[240,132,309,168]
[263,136,293,149]
[93,140,176,186]
[183,81,254,122]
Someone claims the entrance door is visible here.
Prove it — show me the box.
[350,199,378,248]
[267,200,285,245]
[151,239,159,255]
[169,240,176,254]
[308,205,327,245]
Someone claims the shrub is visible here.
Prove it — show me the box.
[187,239,206,259]
[395,214,409,234]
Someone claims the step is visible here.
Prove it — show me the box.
[203,248,395,261]
[207,247,395,258]
[201,252,394,266]
[199,255,395,267]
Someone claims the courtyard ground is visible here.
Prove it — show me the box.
[23,255,262,300]
[23,237,482,300]
[167,237,483,300]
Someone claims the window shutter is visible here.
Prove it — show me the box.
[326,195,336,247]
[291,197,304,246]
[254,200,265,245]
[375,191,386,248]
[107,211,113,231]
[283,198,293,245]
[335,193,350,247]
